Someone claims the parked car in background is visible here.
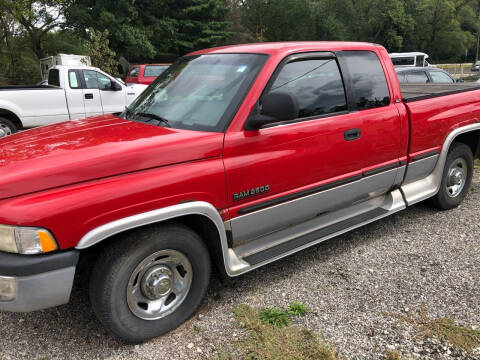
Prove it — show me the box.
[390,52,432,67]
[125,64,171,85]
[0,65,147,136]
[471,60,480,72]
[396,67,457,84]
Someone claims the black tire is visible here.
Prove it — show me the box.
[89,223,211,343]
[0,117,17,137]
[429,142,473,210]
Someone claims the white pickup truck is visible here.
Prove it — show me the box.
[0,65,147,137]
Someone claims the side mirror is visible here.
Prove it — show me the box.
[111,81,122,91]
[245,92,299,130]
[456,79,464,83]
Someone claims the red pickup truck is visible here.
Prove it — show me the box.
[1,42,480,343]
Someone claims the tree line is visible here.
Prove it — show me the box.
[1,0,480,84]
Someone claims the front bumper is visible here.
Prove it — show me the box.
[0,250,79,312]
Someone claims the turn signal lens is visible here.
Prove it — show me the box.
[39,230,57,253]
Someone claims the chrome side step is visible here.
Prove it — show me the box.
[243,207,388,265]
[225,189,406,276]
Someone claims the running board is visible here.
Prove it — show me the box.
[225,189,406,276]
[243,207,388,265]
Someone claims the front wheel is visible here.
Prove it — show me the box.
[90,223,211,343]
[430,142,473,210]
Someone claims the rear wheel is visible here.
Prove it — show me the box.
[430,142,473,210]
[0,117,17,137]
[90,223,211,343]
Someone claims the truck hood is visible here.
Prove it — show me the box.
[0,115,224,200]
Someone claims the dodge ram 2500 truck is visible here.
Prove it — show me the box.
[0,65,147,137]
[1,42,480,343]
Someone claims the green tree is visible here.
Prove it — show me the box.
[241,0,314,41]
[83,28,118,75]
[64,0,230,60]
[0,0,67,59]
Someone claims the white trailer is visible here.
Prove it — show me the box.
[40,54,92,80]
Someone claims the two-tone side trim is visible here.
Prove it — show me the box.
[238,161,403,215]
[411,150,440,162]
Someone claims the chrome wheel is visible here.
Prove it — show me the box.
[446,158,467,198]
[127,249,192,320]
[0,123,12,137]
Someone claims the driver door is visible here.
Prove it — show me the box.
[96,72,126,114]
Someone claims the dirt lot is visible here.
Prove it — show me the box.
[1,172,480,360]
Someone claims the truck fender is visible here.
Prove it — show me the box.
[401,123,480,205]
[75,201,248,277]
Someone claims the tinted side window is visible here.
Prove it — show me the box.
[48,69,60,87]
[391,57,414,66]
[267,58,347,119]
[83,70,99,89]
[406,72,429,83]
[129,67,140,77]
[96,72,113,89]
[415,55,424,67]
[429,71,454,83]
[144,65,168,77]
[342,51,390,110]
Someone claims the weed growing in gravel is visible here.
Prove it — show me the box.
[193,324,201,333]
[259,306,291,327]
[388,304,480,353]
[229,304,340,360]
[288,301,312,317]
[257,301,312,327]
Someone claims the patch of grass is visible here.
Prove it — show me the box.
[387,304,480,353]
[231,304,340,360]
[259,306,291,328]
[288,301,312,317]
[474,159,480,169]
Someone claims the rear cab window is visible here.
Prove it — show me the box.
[338,51,391,110]
[48,69,60,87]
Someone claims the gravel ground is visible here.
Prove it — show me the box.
[1,172,480,360]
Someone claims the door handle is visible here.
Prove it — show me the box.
[344,128,361,141]
[84,93,94,99]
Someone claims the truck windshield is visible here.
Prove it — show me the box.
[123,53,267,132]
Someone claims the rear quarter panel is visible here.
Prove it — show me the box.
[405,89,480,158]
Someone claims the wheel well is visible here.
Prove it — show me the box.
[0,109,22,130]
[77,214,227,277]
[452,131,480,158]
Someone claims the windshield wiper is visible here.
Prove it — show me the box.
[134,112,171,127]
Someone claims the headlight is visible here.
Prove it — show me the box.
[0,225,58,254]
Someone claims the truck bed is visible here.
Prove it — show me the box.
[401,83,480,102]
